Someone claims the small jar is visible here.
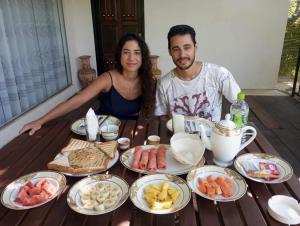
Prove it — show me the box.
[147,135,160,145]
[117,137,130,150]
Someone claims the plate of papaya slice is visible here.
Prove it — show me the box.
[186,165,247,202]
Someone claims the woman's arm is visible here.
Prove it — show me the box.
[19,73,112,135]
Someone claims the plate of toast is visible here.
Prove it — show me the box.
[47,138,119,177]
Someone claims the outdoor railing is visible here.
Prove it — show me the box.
[292,46,300,96]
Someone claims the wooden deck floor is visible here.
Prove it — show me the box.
[223,96,300,176]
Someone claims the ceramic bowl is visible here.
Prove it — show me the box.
[268,195,300,225]
[100,125,119,141]
[117,137,130,150]
[170,132,205,165]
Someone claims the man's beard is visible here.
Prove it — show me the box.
[175,56,195,70]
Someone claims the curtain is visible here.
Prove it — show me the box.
[0,0,70,126]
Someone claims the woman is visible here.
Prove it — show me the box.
[20,33,155,135]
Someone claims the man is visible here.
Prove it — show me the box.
[155,25,241,122]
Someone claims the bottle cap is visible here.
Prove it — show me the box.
[238,92,245,100]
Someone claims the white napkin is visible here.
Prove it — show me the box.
[170,132,205,165]
[86,108,98,141]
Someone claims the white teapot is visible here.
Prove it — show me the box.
[200,114,257,167]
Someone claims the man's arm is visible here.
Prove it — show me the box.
[220,69,241,103]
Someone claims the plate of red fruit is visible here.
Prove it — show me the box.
[187,165,247,202]
[1,171,66,210]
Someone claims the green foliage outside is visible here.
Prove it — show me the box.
[279,0,300,78]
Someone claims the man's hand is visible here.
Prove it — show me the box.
[19,120,42,135]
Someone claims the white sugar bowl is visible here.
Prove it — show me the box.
[100,125,119,141]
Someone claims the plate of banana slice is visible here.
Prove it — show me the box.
[67,174,129,215]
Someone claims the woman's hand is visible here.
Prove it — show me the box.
[19,120,43,135]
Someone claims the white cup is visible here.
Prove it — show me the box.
[172,113,185,133]
[147,135,160,145]
[100,125,119,141]
[117,137,130,150]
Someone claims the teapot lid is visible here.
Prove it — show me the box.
[217,114,236,130]
[214,114,240,136]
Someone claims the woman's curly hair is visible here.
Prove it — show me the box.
[114,33,155,118]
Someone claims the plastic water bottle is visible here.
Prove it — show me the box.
[230,92,249,128]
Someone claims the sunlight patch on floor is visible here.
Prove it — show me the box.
[243,89,288,96]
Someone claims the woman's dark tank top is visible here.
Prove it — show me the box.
[97,72,142,120]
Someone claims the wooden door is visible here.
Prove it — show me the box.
[91,0,144,73]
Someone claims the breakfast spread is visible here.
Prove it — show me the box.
[143,181,180,210]
[198,175,233,198]
[131,145,167,172]
[47,138,117,174]
[79,182,121,211]
[15,179,56,206]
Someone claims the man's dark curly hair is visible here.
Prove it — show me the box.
[114,33,155,118]
[167,24,196,50]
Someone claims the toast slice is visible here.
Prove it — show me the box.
[47,146,109,175]
[95,141,118,159]
[61,138,92,154]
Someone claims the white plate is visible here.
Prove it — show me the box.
[67,174,129,215]
[53,150,119,177]
[166,117,214,136]
[1,171,66,210]
[268,195,300,225]
[187,165,247,202]
[234,153,293,184]
[71,115,121,136]
[130,174,191,214]
[120,145,205,175]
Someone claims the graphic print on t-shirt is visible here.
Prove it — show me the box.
[173,91,212,119]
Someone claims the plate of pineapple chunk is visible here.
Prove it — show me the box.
[130,174,191,214]
[187,165,247,202]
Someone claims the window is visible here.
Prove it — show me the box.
[0,0,71,127]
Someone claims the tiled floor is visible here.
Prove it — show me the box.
[243,76,299,96]
[223,94,300,176]
[243,89,288,96]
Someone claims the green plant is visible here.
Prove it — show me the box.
[279,0,300,78]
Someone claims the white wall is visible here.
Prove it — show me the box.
[144,0,290,89]
[0,0,96,148]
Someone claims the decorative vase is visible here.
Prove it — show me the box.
[78,55,97,88]
[150,55,162,80]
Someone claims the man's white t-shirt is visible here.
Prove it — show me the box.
[155,62,241,122]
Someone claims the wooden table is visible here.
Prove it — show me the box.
[0,111,299,226]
